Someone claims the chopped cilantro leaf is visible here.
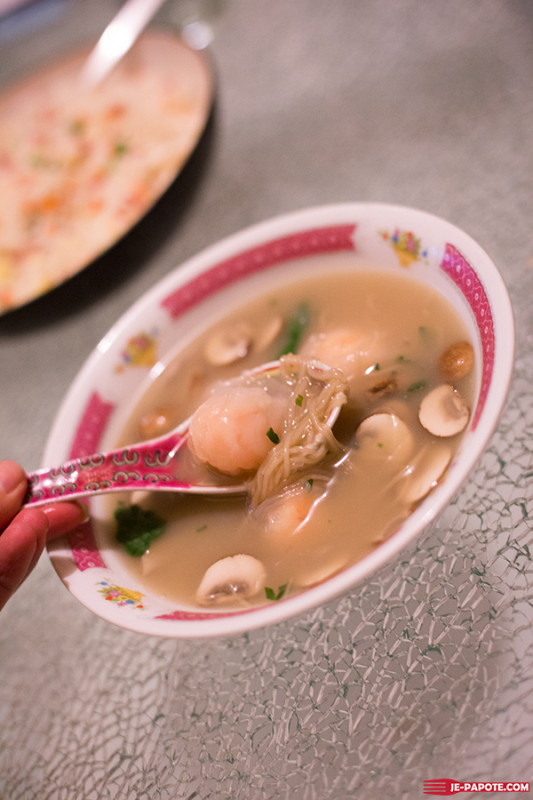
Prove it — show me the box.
[278,303,310,356]
[407,380,427,393]
[113,140,128,156]
[295,394,303,407]
[266,427,280,444]
[30,153,57,169]
[68,118,85,135]
[265,584,288,601]
[114,504,166,557]
[418,325,435,342]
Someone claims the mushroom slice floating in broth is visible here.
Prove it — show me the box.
[204,323,253,365]
[399,442,453,505]
[196,554,266,605]
[354,412,414,464]
[254,315,283,352]
[418,384,469,437]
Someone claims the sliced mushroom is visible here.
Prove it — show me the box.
[195,554,266,605]
[399,443,452,505]
[439,341,474,380]
[366,374,398,397]
[204,322,253,366]
[354,412,414,464]
[418,384,469,437]
[254,315,283,352]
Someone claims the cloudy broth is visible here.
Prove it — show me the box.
[103,270,475,608]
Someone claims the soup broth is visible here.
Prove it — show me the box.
[102,269,475,608]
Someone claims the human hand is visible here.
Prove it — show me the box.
[0,460,88,611]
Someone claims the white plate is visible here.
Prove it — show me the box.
[0,29,212,314]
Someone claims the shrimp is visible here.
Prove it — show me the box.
[300,328,367,380]
[188,386,285,475]
[301,327,395,390]
[259,488,314,536]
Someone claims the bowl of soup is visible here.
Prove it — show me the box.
[44,203,514,637]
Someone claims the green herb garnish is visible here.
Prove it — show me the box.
[114,504,166,557]
[265,584,288,601]
[113,140,129,156]
[30,153,58,169]
[278,303,310,356]
[266,427,280,444]
[418,325,435,342]
[68,118,85,135]
[407,380,427,393]
[295,394,304,407]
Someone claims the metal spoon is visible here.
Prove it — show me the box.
[24,360,342,507]
[79,0,168,89]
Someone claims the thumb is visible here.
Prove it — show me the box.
[0,508,49,611]
[0,460,28,529]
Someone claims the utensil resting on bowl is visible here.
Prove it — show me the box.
[25,358,344,507]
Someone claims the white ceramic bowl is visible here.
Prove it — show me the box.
[45,203,515,637]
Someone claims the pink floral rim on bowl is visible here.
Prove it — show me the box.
[44,203,515,638]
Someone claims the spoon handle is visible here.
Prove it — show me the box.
[79,0,168,89]
[25,430,190,507]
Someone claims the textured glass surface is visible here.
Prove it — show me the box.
[0,1,531,798]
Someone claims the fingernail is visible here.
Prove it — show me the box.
[74,501,91,524]
[0,460,26,495]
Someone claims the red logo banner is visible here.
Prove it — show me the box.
[423,780,530,796]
